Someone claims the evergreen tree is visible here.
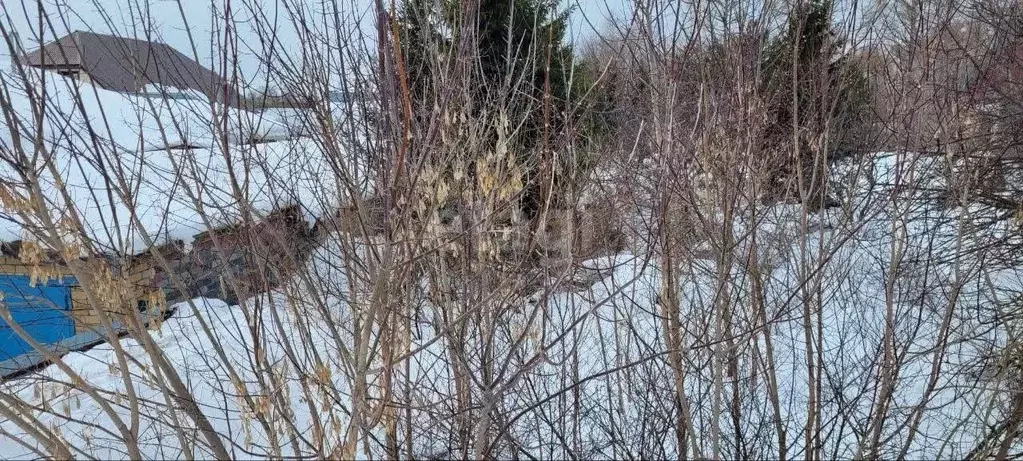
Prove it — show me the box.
[761,0,871,206]
[473,0,574,131]
[397,0,442,107]
[396,0,578,217]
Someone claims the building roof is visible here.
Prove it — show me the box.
[20,31,239,104]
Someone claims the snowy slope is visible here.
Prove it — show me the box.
[0,132,361,253]
[0,57,291,151]
[0,60,372,253]
[0,151,1020,459]
[0,297,354,459]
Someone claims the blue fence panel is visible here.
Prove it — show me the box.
[0,275,76,361]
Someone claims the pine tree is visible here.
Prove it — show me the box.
[478,0,574,215]
[397,0,444,110]
[396,0,577,217]
[761,0,870,206]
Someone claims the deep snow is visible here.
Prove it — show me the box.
[1,189,1020,458]
[0,52,1021,457]
[0,58,371,253]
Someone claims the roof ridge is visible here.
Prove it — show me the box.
[68,30,174,49]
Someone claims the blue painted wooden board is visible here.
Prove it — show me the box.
[0,306,170,379]
[0,275,76,361]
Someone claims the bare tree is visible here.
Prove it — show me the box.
[0,0,1022,458]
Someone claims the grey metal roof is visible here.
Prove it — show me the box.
[20,31,239,105]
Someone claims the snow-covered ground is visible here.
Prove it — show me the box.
[0,56,290,152]
[0,31,1021,457]
[0,57,372,253]
[2,151,1021,458]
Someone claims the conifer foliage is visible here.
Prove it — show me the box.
[760,0,870,206]
[396,0,577,216]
